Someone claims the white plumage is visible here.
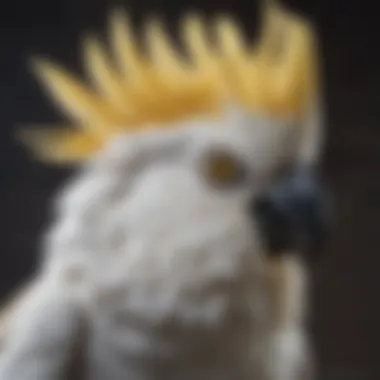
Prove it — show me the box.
[0,110,313,380]
[0,0,323,377]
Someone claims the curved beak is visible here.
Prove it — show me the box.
[252,168,332,262]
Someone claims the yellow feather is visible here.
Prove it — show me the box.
[271,9,317,115]
[21,0,320,164]
[256,0,284,64]
[82,35,135,115]
[31,59,134,132]
[286,13,319,106]
[109,9,148,83]
[214,16,256,107]
[144,17,189,82]
[246,2,282,109]
[182,13,213,69]
[214,16,248,59]
[108,10,180,113]
[181,13,223,92]
[18,127,104,164]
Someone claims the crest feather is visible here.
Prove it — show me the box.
[182,14,219,75]
[22,0,320,164]
[82,35,133,113]
[18,128,104,163]
[145,17,189,80]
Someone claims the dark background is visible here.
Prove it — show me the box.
[0,0,379,378]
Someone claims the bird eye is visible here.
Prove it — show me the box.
[202,149,248,189]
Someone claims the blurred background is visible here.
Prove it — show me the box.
[0,0,379,378]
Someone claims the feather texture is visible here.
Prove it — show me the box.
[21,0,319,163]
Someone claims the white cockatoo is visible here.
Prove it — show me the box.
[0,1,327,379]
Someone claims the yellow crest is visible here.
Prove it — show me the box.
[20,0,320,164]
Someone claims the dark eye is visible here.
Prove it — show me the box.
[202,149,248,189]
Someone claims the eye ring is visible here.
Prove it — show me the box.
[201,148,249,189]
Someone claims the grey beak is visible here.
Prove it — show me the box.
[252,168,332,262]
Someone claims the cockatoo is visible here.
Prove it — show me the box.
[0,1,328,379]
